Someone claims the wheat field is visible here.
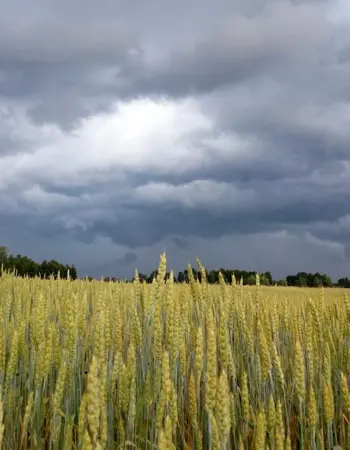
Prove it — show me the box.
[0,253,348,449]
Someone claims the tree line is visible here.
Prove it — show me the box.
[122,267,349,288]
[2,245,349,287]
[0,246,77,280]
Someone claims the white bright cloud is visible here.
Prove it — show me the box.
[133,180,256,211]
[0,97,251,191]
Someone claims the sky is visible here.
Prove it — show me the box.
[1,0,350,280]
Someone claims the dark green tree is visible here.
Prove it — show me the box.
[247,274,256,286]
[296,276,308,287]
[338,277,350,288]
[177,271,186,283]
[321,274,333,287]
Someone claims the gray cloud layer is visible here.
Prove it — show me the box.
[1,0,350,279]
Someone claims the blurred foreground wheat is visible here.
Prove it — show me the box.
[0,253,349,449]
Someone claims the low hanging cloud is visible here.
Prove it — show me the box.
[1,0,350,279]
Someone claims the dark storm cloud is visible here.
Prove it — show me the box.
[43,168,347,252]
[345,244,350,259]
[1,0,350,277]
[120,3,328,98]
[80,251,138,277]
[0,14,138,127]
[0,0,332,127]
[172,237,190,250]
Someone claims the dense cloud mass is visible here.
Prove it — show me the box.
[1,0,350,279]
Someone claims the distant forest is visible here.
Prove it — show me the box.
[0,246,77,280]
[120,268,350,288]
[1,246,349,288]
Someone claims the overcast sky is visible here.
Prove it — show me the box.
[1,0,350,280]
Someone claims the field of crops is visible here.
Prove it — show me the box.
[0,253,348,449]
